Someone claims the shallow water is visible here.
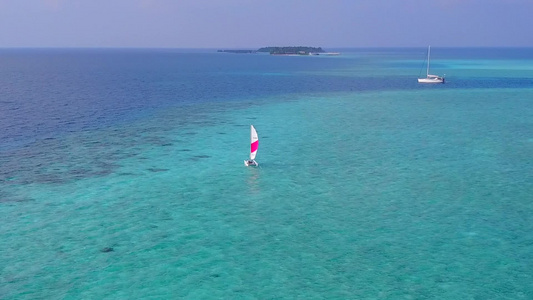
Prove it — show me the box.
[1,48,532,299]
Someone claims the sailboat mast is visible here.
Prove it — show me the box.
[427,46,431,76]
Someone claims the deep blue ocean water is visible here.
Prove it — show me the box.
[1,48,532,299]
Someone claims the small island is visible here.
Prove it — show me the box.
[217,46,339,56]
[257,46,325,55]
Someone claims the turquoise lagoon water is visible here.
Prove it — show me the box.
[0,48,532,299]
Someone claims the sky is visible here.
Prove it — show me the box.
[0,0,532,48]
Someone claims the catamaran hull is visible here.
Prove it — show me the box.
[244,160,258,167]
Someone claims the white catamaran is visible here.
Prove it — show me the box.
[418,46,445,84]
[244,125,259,166]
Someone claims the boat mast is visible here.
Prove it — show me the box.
[427,46,431,76]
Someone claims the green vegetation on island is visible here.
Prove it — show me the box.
[216,46,332,55]
[257,46,325,55]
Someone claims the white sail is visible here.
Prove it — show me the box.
[250,125,258,160]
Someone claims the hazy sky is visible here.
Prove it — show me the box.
[1,0,532,48]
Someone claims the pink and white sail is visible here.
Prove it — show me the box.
[250,125,258,160]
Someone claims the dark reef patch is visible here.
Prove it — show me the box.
[190,155,211,161]
[0,197,34,204]
[118,172,136,176]
[147,168,169,173]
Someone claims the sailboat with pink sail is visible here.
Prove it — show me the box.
[244,125,259,166]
